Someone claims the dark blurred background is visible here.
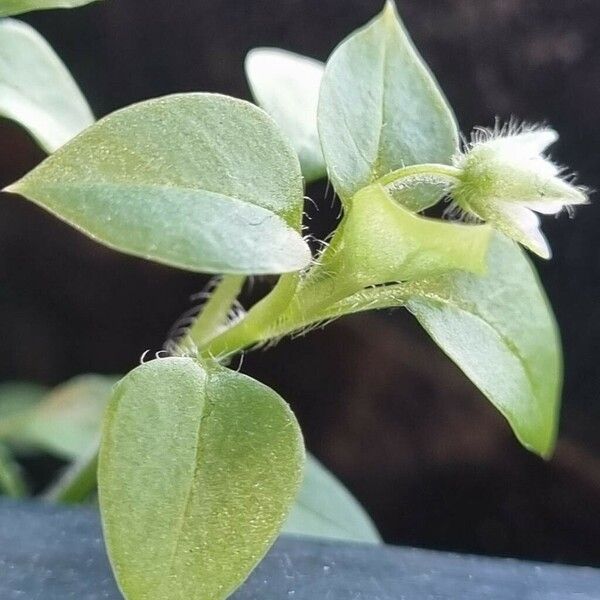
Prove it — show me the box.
[1,0,599,566]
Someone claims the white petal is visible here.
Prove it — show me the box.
[521,199,567,215]
[527,155,561,178]
[482,128,558,160]
[513,128,558,155]
[495,202,551,259]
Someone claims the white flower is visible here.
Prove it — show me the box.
[449,123,588,259]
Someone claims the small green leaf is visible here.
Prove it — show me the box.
[406,235,561,456]
[283,454,380,544]
[338,235,560,456]
[6,93,311,275]
[99,357,304,600]
[0,0,97,17]
[318,0,458,206]
[1,375,117,459]
[0,19,94,152]
[246,48,326,183]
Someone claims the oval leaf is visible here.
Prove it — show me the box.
[303,235,561,457]
[98,357,304,600]
[0,19,94,152]
[5,93,311,275]
[318,0,458,205]
[0,0,97,17]
[283,454,380,544]
[407,235,561,457]
[246,48,326,183]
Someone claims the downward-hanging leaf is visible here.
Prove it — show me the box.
[246,48,326,183]
[318,0,458,207]
[0,19,94,152]
[5,94,311,275]
[407,235,561,457]
[283,454,380,543]
[318,234,561,457]
[0,0,98,17]
[99,358,304,600]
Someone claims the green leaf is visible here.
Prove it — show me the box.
[0,20,94,153]
[99,357,304,600]
[407,235,561,457]
[0,381,46,427]
[0,0,97,17]
[246,48,326,183]
[283,454,380,543]
[318,0,458,206]
[336,235,560,456]
[5,93,311,275]
[0,375,117,459]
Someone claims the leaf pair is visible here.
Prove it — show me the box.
[245,1,456,210]
[2,19,311,276]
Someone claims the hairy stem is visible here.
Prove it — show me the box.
[204,164,461,359]
[181,275,245,352]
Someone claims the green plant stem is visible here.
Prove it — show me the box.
[181,275,245,352]
[204,164,464,359]
[43,443,98,504]
[0,443,27,497]
[202,273,299,358]
[376,162,462,187]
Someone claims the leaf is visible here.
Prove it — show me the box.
[246,48,326,183]
[5,93,311,275]
[0,375,118,459]
[98,357,304,600]
[0,0,97,17]
[283,454,380,544]
[407,235,561,457]
[0,19,94,153]
[318,0,458,207]
[0,381,46,427]
[333,235,560,456]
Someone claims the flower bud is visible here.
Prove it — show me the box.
[449,124,588,258]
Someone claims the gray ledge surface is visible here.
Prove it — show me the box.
[1,499,600,599]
